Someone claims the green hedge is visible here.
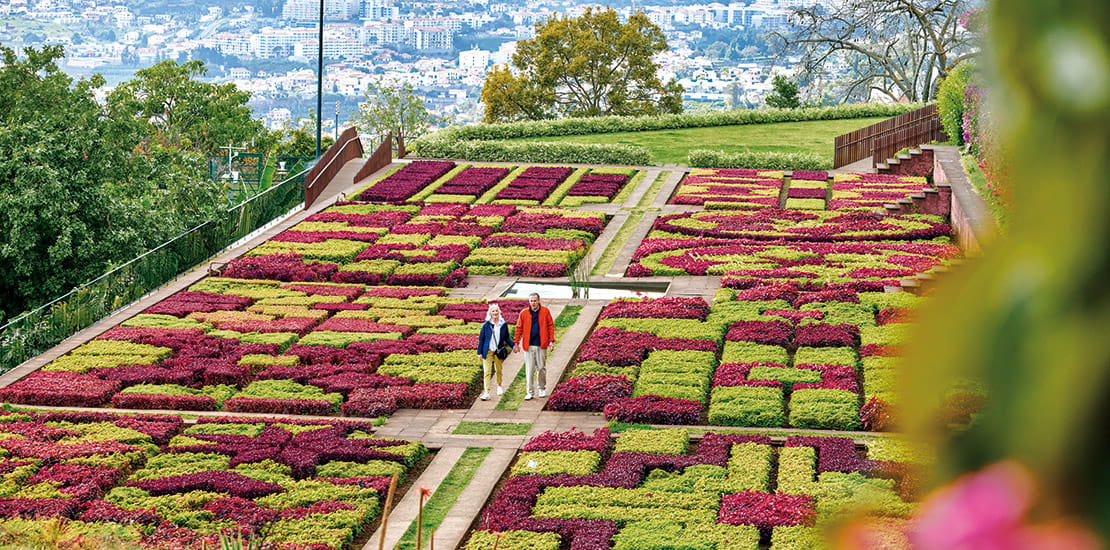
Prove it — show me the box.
[413,138,652,165]
[427,103,923,141]
[689,149,831,171]
[936,62,975,146]
[412,103,923,166]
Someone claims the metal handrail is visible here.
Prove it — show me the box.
[305,130,362,192]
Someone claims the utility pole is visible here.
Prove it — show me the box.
[315,0,324,159]
[335,101,341,140]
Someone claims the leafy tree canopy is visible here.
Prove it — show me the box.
[106,59,266,156]
[765,75,801,109]
[0,46,223,321]
[353,81,443,149]
[481,8,684,122]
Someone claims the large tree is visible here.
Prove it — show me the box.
[481,8,684,122]
[0,46,223,321]
[353,81,442,151]
[106,59,265,156]
[771,0,979,102]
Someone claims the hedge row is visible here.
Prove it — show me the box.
[688,149,832,171]
[412,139,652,166]
[413,103,923,166]
[424,103,925,141]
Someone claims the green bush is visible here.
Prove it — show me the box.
[793,347,858,368]
[770,526,824,550]
[936,63,975,145]
[614,428,689,455]
[726,442,774,492]
[689,149,831,171]
[799,302,876,327]
[465,530,561,550]
[860,324,912,346]
[612,520,753,550]
[425,103,922,141]
[642,464,737,494]
[414,138,652,165]
[812,472,915,520]
[776,446,817,495]
[510,451,602,476]
[707,386,785,427]
[788,389,861,430]
[721,341,790,365]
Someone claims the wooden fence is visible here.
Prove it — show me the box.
[833,104,947,168]
[304,126,364,209]
[353,132,394,185]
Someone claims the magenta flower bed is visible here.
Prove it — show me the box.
[433,166,511,197]
[719,491,816,532]
[494,166,574,201]
[599,297,709,320]
[566,173,630,199]
[726,320,793,347]
[224,253,339,282]
[547,375,634,412]
[522,427,611,453]
[787,187,827,199]
[0,410,427,546]
[671,168,783,206]
[358,160,455,202]
[791,170,828,181]
[602,394,702,424]
[0,372,121,408]
[794,323,860,347]
[128,471,284,499]
[506,262,567,277]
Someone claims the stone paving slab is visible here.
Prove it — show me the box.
[621,168,662,208]
[365,445,466,550]
[606,210,661,278]
[427,446,517,550]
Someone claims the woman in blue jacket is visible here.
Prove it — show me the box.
[477,303,512,400]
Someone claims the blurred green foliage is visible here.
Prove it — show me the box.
[903,0,1110,537]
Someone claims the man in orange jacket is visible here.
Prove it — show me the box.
[513,292,555,400]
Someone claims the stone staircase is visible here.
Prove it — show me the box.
[876,147,934,177]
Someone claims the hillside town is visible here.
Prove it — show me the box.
[1,0,833,128]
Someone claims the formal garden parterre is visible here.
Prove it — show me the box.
[0,155,966,549]
[0,410,427,549]
[464,427,925,550]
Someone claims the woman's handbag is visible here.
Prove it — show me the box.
[494,343,511,361]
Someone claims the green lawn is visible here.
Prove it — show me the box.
[508,117,887,165]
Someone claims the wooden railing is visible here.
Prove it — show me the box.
[833,104,947,168]
[353,132,394,185]
[304,126,363,209]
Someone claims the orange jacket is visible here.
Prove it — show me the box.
[514,306,555,350]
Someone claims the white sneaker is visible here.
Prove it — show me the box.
[480,391,490,401]
[524,392,533,400]
[496,385,504,395]
[538,388,546,398]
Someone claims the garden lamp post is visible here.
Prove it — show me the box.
[315,0,324,159]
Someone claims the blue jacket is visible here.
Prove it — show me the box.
[478,320,512,359]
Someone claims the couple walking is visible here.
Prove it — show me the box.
[476,293,554,401]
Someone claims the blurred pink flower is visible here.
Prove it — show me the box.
[908,461,1103,550]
